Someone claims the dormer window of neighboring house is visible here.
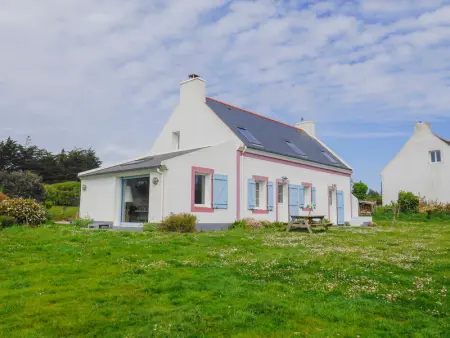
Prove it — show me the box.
[430,150,442,163]
[172,132,180,150]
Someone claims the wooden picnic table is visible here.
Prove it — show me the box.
[286,215,333,233]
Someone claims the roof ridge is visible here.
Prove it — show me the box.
[206,96,299,131]
[434,133,450,146]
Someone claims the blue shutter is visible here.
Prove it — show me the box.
[337,190,345,225]
[299,185,305,208]
[289,184,299,218]
[312,187,317,209]
[268,181,274,211]
[248,179,255,209]
[213,174,228,209]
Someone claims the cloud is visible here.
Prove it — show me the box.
[0,0,450,165]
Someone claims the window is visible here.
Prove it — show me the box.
[278,184,284,203]
[255,182,261,208]
[195,174,206,205]
[172,132,180,150]
[329,190,333,206]
[286,141,307,157]
[303,185,312,208]
[121,176,150,224]
[237,127,261,145]
[430,150,442,163]
[322,150,338,163]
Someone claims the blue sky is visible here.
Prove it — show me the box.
[1,0,450,190]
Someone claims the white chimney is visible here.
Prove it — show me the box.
[414,121,431,134]
[180,74,206,104]
[295,120,316,137]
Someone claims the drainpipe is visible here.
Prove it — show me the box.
[241,146,247,220]
[157,167,164,221]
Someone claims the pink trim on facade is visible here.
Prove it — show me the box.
[243,152,351,177]
[302,182,313,187]
[328,185,337,191]
[252,175,269,214]
[236,151,241,221]
[303,207,313,212]
[191,166,214,213]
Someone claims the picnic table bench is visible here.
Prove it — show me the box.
[286,215,334,233]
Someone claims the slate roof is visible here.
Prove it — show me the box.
[79,148,205,178]
[206,97,351,170]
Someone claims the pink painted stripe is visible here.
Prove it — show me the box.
[302,182,313,187]
[236,151,241,221]
[191,166,214,213]
[243,152,352,177]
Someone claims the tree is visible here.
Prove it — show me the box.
[0,171,45,202]
[367,189,382,204]
[352,181,368,201]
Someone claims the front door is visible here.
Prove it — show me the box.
[337,190,345,225]
[328,189,337,225]
[277,183,289,223]
[288,184,299,221]
[121,176,150,225]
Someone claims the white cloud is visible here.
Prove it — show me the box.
[0,0,450,165]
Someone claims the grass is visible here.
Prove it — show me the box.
[0,221,449,337]
[47,206,79,221]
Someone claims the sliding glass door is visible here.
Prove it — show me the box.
[121,176,149,224]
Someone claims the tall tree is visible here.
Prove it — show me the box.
[352,181,369,201]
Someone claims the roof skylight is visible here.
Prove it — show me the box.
[322,151,338,163]
[237,127,261,145]
[286,141,307,157]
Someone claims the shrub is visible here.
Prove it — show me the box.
[158,213,197,233]
[44,181,80,207]
[72,217,94,228]
[0,198,47,226]
[0,215,17,228]
[398,191,419,214]
[143,223,158,232]
[229,219,285,230]
[0,171,45,202]
[0,192,8,203]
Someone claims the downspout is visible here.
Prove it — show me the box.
[241,146,247,220]
[157,167,164,221]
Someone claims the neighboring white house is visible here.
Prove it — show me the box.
[381,122,450,205]
[79,74,357,230]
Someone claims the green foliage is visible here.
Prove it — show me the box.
[0,215,17,228]
[0,171,45,201]
[398,191,419,214]
[0,198,47,226]
[229,219,286,231]
[229,219,247,229]
[367,189,382,204]
[0,136,101,183]
[71,217,94,228]
[143,223,158,232]
[158,213,197,233]
[352,181,368,201]
[44,181,81,207]
[0,192,8,203]
[47,206,79,221]
[0,221,448,336]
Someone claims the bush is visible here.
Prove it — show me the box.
[0,192,8,203]
[0,198,47,226]
[229,219,285,231]
[398,191,419,214]
[143,223,158,232]
[0,215,17,228]
[0,171,45,202]
[44,182,80,207]
[72,217,94,228]
[158,213,197,233]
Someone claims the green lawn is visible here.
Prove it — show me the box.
[47,206,79,221]
[0,222,448,337]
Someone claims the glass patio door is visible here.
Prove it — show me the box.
[121,176,150,224]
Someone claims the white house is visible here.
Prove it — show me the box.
[381,122,450,205]
[79,75,357,230]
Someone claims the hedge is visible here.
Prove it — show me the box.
[44,181,80,207]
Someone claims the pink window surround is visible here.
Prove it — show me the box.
[252,175,269,214]
[302,182,313,211]
[191,166,214,213]
[276,178,289,222]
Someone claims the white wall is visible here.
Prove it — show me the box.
[80,176,117,222]
[241,154,352,223]
[161,141,238,224]
[150,77,239,155]
[381,122,450,205]
[351,194,359,218]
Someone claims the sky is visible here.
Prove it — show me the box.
[1,0,450,191]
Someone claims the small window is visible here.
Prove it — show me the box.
[237,127,261,145]
[430,150,441,163]
[286,141,307,157]
[278,184,284,203]
[303,185,312,208]
[255,182,261,208]
[172,132,180,150]
[329,190,333,205]
[322,151,338,163]
[195,174,206,205]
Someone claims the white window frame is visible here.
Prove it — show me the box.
[194,173,211,207]
[254,180,267,210]
[430,150,442,163]
[172,131,180,150]
[303,185,312,209]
